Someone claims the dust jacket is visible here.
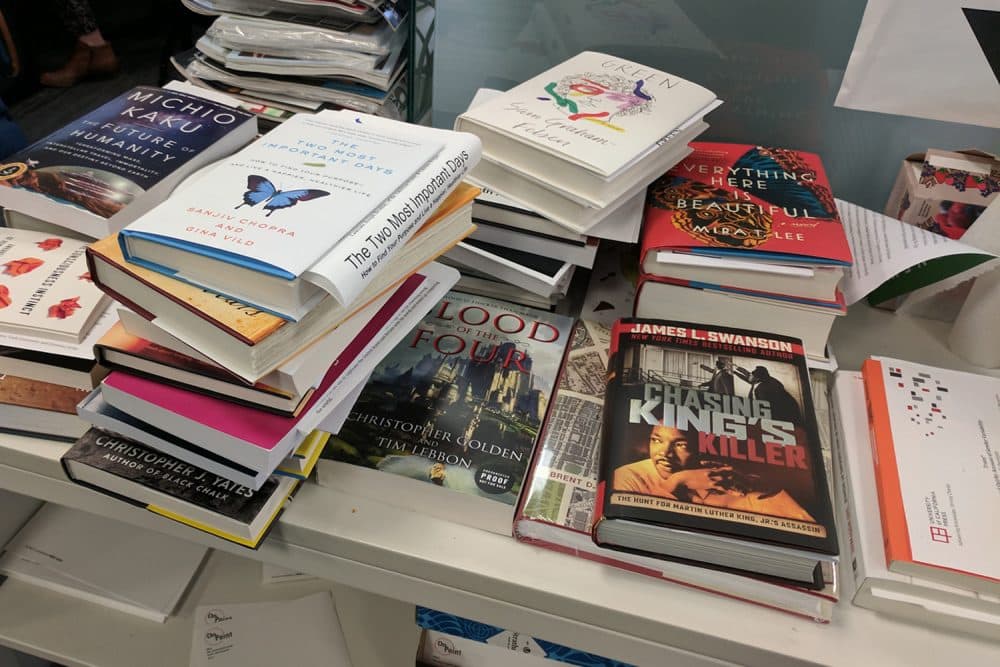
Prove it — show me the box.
[642,142,852,265]
[456,51,717,179]
[324,290,574,511]
[0,228,109,342]
[0,85,255,237]
[594,319,838,568]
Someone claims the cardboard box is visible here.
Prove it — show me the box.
[885,149,1000,240]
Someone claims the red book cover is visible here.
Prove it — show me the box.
[641,142,852,266]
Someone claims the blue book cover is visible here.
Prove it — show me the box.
[416,607,635,667]
[0,85,254,221]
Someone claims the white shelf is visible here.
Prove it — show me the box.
[1,304,999,667]
[0,550,337,667]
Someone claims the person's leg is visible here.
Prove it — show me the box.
[40,0,118,88]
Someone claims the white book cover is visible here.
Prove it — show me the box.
[864,357,1000,587]
[0,504,207,619]
[189,592,352,666]
[121,112,442,289]
[456,51,717,179]
[831,371,1000,638]
[0,228,109,342]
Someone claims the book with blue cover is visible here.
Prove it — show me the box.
[0,85,256,239]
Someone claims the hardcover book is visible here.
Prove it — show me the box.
[319,290,574,534]
[455,51,718,182]
[61,428,300,548]
[514,321,837,621]
[832,371,1000,639]
[641,142,852,278]
[119,110,481,319]
[861,357,1000,596]
[0,85,256,239]
[0,373,89,441]
[93,320,309,416]
[86,183,475,381]
[0,228,109,343]
[592,319,838,588]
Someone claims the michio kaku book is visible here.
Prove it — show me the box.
[319,290,574,534]
[514,320,837,622]
[643,142,852,266]
[592,319,838,588]
[0,85,256,238]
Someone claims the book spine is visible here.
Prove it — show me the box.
[304,133,482,306]
[860,359,914,566]
[830,377,864,594]
[591,321,624,541]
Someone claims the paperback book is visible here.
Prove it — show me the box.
[0,85,256,239]
[515,321,837,622]
[593,319,838,588]
[861,357,1000,597]
[319,290,574,534]
[0,228,109,343]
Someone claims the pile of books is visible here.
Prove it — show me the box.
[833,357,1000,639]
[0,83,484,548]
[514,318,841,622]
[175,0,411,128]
[441,52,718,310]
[636,142,853,363]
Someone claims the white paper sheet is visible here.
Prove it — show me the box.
[835,0,1000,128]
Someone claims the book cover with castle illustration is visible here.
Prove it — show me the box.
[642,142,852,265]
[322,291,574,516]
[0,85,255,237]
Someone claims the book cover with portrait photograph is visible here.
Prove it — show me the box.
[593,318,838,587]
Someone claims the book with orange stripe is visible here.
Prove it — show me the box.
[86,183,479,382]
[860,356,1000,596]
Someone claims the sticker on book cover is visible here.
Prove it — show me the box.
[0,162,27,181]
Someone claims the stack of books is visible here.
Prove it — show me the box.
[454,51,719,241]
[175,0,410,128]
[515,319,840,622]
[635,142,853,362]
[0,227,116,441]
[58,108,483,548]
[318,289,575,535]
[832,358,1000,639]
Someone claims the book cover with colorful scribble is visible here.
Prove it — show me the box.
[457,51,717,177]
[642,142,852,265]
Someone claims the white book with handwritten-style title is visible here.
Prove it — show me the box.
[455,51,718,180]
[0,228,109,342]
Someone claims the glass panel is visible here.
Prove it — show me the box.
[432,1,1000,211]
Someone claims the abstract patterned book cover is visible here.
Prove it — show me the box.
[643,142,852,265]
